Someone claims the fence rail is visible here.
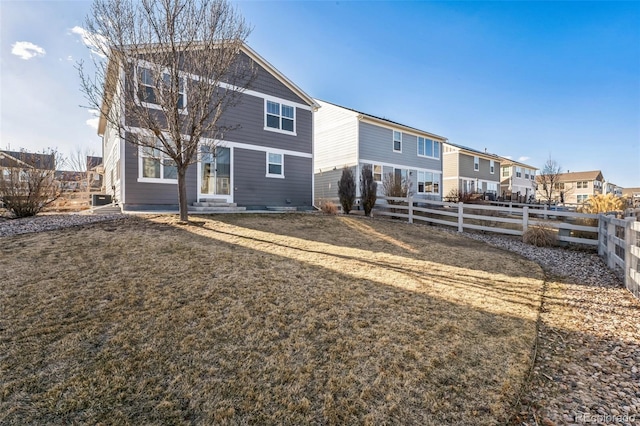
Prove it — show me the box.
[320,195,639,299]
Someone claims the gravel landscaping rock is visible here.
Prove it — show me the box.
[454,230,639,426]
[0,213,126,238]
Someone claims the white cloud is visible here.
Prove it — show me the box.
[70,26,107,58]
[86,109,100,130]
[518,156,530,162]
[11,41,46,60]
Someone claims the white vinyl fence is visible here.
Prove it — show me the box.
[598,215,640,298]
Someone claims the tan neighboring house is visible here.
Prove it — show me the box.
[536,170,604,204]
[622,187,640,207]
[442,143,501,200]
[498,158,538,202]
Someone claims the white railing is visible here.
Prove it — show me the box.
[598,215,640,299]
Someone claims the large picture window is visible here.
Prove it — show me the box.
[418,137,441,159]
[265,100,295,133]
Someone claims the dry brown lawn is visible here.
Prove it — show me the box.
[1,213,544,425]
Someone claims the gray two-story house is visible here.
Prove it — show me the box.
[314,100,446,203]
[98,43,319,212]
[442,143,502,200]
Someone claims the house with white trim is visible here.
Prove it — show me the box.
[98,43,319,212]
[442,143,502,200]
[498,158,538,202]
[314,100,446,203]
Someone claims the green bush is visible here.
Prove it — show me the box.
[337,167,356,214]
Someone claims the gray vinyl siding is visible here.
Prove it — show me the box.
[358,122,442,171]
[217,92,312,154]
[234,148,312,209]
[314,167,348,203]
[239,52,306,104]
[122,139,197,207]
[458,154,500,182]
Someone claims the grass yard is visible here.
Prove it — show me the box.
[1,214,544,425]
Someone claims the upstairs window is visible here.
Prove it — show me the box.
[530,171,536,181]
[417,137,441,158]
[265,100,295,133]
[515,167,522,178]
[502,166,510,177]
[393,131,402,152]
[474,156,479,171]
[524,169,530,179]
[137,66,186,110]
[490,160,495,174]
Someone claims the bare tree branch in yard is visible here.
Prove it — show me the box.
[537,156,563,206]
[68,146,97,172]
[78,0,255,222]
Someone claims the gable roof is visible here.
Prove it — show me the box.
[498,157,539,171]
[443,142,502,161]
[0,150,55,170]
[315,99,447,141]
[98,42,319,135]
[556,170,604,182]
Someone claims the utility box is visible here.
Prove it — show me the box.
[92,194,112,206]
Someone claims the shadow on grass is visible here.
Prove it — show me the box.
[1,214,548,425]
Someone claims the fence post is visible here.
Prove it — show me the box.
[458,202,464,232]
[408,195,413,224]
[543,204,548,220]
[607,215,615,269]
[522,206,529,235]
[624,217,634,293]
[509,202,513,216]
[598,214,606,257]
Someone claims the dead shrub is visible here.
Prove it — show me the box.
[523,226,556,247]
[321,201,338,215]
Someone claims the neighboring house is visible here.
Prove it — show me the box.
[442,143,502,200]
[498,158,538,202]
[86,156,104,192]
[98,43,319,211]
[314,100,446,203]
[0,150,55,175]
[0,150,56,187]
[603,181,623,197]
[622,187,640,207]
[536,170,604,204]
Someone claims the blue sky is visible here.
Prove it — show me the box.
[1,1,639,187]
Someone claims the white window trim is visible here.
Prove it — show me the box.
[264,99,297,136]
[417,137,441,159]
[133,60,189,115]
[137,142,179,184]
[490,160,495,174]
[265,152,284,179]
[416,171,441,195]
[393,131,402,153]
[473,156,479,171]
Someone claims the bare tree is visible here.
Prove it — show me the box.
[537,156,563,206]
[68,146,96,172]
[78,0,255,222]
[0,149,63,218]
